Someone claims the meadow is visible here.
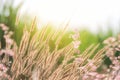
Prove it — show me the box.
[0,0,120,80]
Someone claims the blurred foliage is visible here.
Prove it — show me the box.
[79,29,99,52]
[0,0,119,51]
[79,27,116,52]
[0,0,37,46]
[0,0,24,46]
[0,0,22,31]
[0,0,119,68]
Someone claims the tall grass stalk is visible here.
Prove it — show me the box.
[0,20,106,80]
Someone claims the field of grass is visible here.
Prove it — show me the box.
[0,0,120,80]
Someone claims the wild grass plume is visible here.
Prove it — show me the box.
[0,21,114,80]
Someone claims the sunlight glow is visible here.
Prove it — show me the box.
[19,0,120,32]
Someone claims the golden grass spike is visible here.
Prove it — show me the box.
[93,47,106,59]
[38,25,49,42]
[46,30,54,43]
[18,29,30,56]
[55,22,69,49]
[81,44,94,58]
[89,44,100,56]
[27,31,40,52]
[80,44,100,65]
[30,17,36,32]
[3,19,108,80]
[40,25,50,42]
[52,27,60,40]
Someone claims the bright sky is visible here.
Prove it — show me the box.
[17,0,120,32]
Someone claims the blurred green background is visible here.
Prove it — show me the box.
[1,0,120,67]
[0,0,119,51]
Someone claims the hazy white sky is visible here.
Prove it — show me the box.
[17,0,120,32]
